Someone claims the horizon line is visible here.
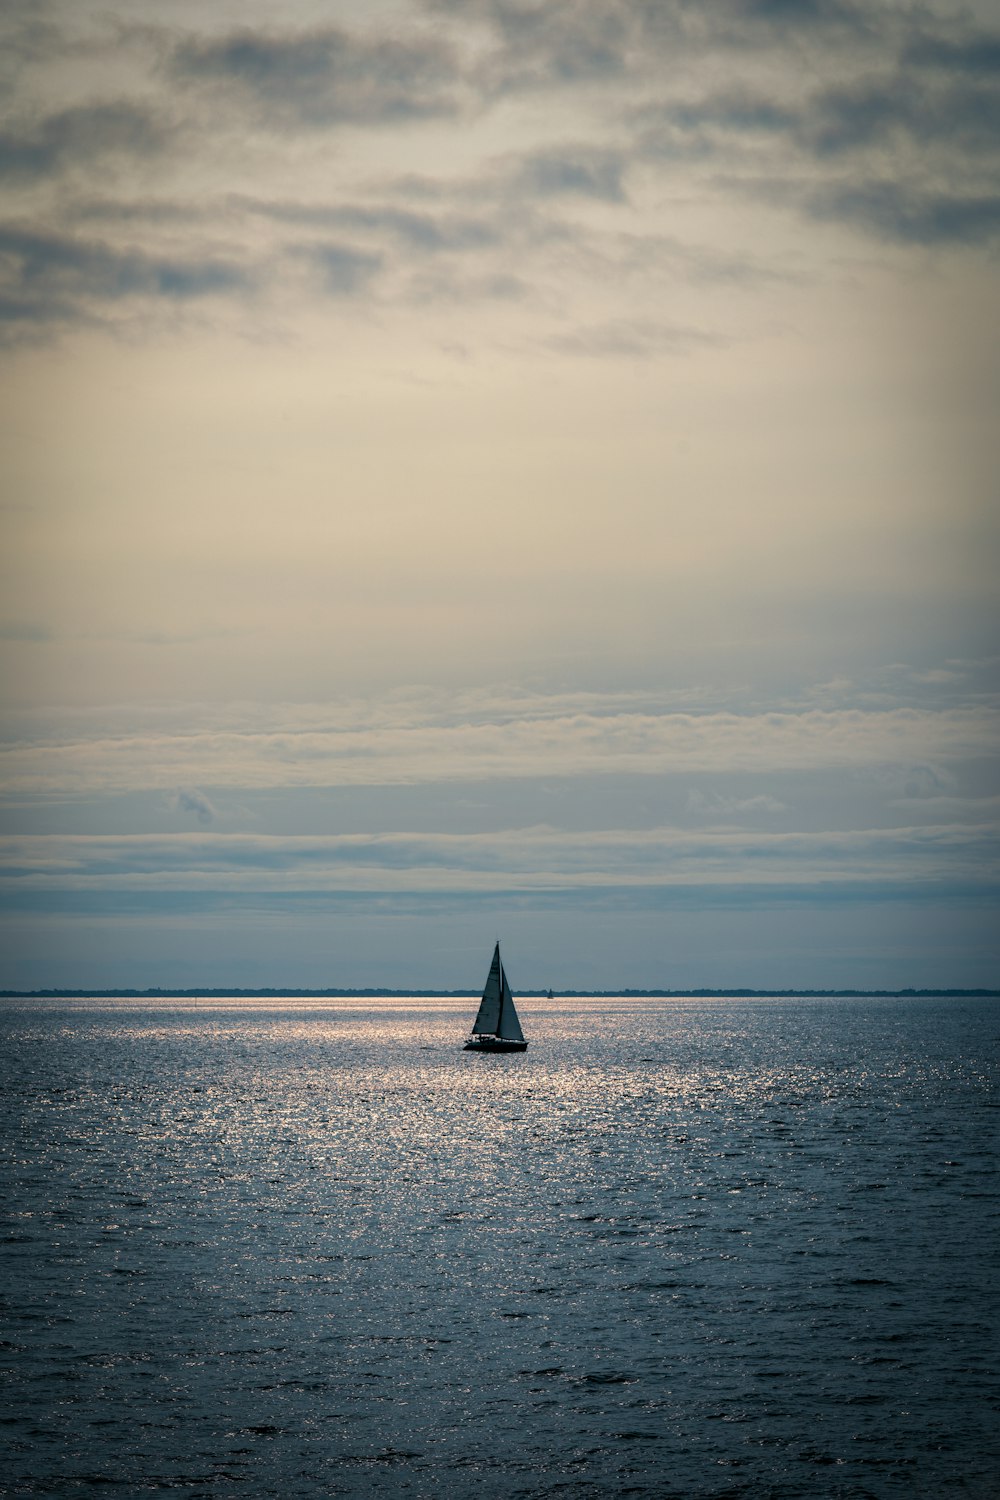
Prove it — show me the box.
[1,987,997,1000]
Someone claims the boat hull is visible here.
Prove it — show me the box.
[463,1036,528,1053]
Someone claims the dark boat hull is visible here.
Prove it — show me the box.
[463,1036,528,1053]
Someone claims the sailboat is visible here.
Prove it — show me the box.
[464,942,528,1052]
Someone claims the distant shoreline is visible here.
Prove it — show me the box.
[1,988,996,1000]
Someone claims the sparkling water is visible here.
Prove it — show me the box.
[1,995,997,1497]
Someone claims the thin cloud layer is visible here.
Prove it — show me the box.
[2,697,995,797]
[3,821,995,902]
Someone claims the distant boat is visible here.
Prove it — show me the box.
[464,942,528,1052]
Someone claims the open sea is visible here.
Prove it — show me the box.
[1,994,997,1499]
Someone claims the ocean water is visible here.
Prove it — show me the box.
[1,994,997,1499]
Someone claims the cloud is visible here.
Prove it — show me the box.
[0,101,167,183]
[241,197,502,254]
[799,76,1000,157]
[1,695,995,799]
[0,12,71,97]
[638,68,1000,163]
[513,146,628,202]
[687,791,786,818]
[545,317,721,359]
[170,788,216,826]
[219,148,788,320]
[1,821,995,905]
[798,181,1000,246]
[426,0,868,95]
[732,0,862,23]
[903,27,1000,77]
[405,266,530,306]
[309,242,384,297]
[426,0,873,94]
[897,766,955,801]
[430,0,633,94]
[172,25,461,129]
[626,18,1000,245]
[2,0,992,357]
[69,198,210,228]
[0,225,253,331]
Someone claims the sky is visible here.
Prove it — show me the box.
[0,0,998,992]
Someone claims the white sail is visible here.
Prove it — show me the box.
[497,968,525,1043]
[471,943,503,1034]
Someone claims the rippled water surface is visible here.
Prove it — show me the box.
[2,995,998,1498]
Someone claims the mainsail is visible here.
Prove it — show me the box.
[471,941,525,1042]
[471,942,503,1034]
